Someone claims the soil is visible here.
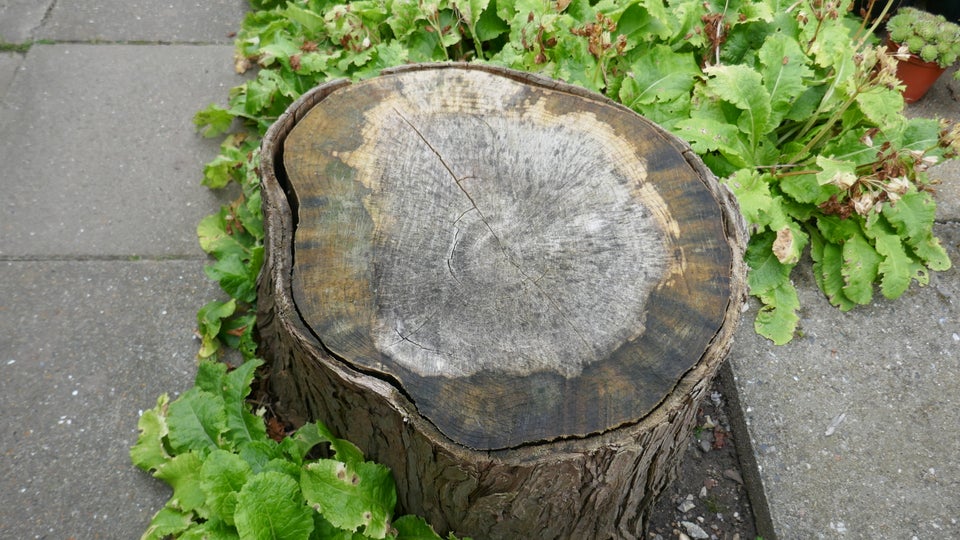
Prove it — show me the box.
[646,366,761,540]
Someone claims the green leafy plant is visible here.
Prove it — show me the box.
[131,358,458,540]
[193,0,957,348]
[886,6,960,71]
[133,0,960,536]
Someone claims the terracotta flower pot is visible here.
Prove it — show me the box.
[888,41,948,103]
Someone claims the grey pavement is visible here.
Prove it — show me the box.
[0,2,248,538]
[728,71,960,539]
[0,3,958,539]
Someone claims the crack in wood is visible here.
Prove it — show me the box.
[393,107,595,358]
[389,312,446,356]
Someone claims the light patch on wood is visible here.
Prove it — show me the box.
[318,69,677,378]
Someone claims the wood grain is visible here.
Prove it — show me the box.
[282,66,732,450]
[258,63,747,538]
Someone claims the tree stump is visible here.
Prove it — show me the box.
[257,63,747,539]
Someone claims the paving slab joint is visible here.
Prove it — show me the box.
[717,360,777,540]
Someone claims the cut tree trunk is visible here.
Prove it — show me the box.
[257,63,747,539]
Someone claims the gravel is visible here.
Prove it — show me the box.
[647,368,760,540]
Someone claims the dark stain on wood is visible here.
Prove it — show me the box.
[281,66,734,450]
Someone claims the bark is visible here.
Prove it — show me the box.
[257,63,747,539]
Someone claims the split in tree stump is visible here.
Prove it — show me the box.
[257,63,747,539]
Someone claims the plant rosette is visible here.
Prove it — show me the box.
[189,0,960,348]
[886,6,960,101]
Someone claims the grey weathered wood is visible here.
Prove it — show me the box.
[257,63,747,539]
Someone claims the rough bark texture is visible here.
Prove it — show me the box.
[257,63,747,539]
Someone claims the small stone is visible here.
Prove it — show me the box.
[702,415,717,429]
[723,469,744,484]
[677,499,696,513]
[680,521,710,539]
[677,533,691,540]
[699,439,712,452]
[699,486,708,498]
[704,478,719,490]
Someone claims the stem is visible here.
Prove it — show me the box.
[468,25,484,60]
[774,168,821,178]
[791,91,859,160]
[854,0,897,49]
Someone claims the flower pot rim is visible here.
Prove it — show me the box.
[887,40,950,70]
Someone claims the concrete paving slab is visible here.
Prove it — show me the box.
[0,259,224,539]
[37,0,247,44]
[0,0,55,43]
[0,43,243,258]
[729,223,960,539]
[0,51,22,101]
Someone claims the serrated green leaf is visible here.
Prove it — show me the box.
[620,45,700,107]
[301,459,396,539]
[195,359,228,396]
[758,33,812,126]
[784,84,825,122]
[235,471,315,540]
[201,449,254,526]
[166,387,227,454]
[153,451,209,515]
[815,155,857,187]
[900,117,943,153]
[614,1,671,42]
[280,423,326,465]
[854,86,904,130]
[131,394,172,472]
[674,117,752,169]
[203,154,240,189]
[754,281,800,345]
[238,440,282,473]
[745,231,793,295]
[841,232,881,305]
[874,230,925,299]
[141,506,195,540]
[222,359,267,447]
[198,210,249,259]
[702,64,772,153]
[197,299,237,359]
[220,312,259,361]
[317,422,366,465]
[385,0,427,40]
[244,77,276,116]
[180,518,241,540]
[194,104,235,139]
[882,190,936,242]
[808,225,827,291]
[779,172,835,205]
[393,515,444,540]
[816,214,862,244]
[819,128,876,166]
[906,231,952,271]
[819,241,857,311]
[629,93,691,131]
[283,4,325,34]
[722,169,772,226]
[205,253,259,304]
[312,514,369,540]
[474,4,508,42]
[453,0,489,29]
[262,457,303,482]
